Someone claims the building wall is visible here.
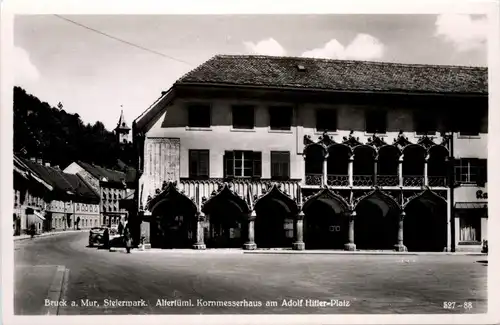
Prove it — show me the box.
[140,97,463,204]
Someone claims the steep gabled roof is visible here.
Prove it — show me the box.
[175,55,488,95]
[20,158,99,203]
[76,161,136,186]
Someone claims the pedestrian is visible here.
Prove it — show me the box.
[124,225,132,254]
[118,221,124,236]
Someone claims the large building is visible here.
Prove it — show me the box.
[14,156,100,234]
[132,55,488,252]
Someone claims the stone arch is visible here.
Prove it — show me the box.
[377,145,401,186]
[402,144,426,186]
[202,184,250,248]
[354,189,401,250]
[304,143,326,185]
[327,143,352,177]
[428,145,449,186]
[302,188,350,249]
[254,184,299,248]
[403,189,447,252]
[352,145,377,186]
[147,182,198,249]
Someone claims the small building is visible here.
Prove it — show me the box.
[132,55,488,252]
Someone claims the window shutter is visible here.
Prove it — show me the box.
[199,150,209,178]
[283,152,290,179]
[252,151,262,178]
[224,151,234,178]
[189,150,198,178]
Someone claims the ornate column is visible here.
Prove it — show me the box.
[373,156,378,186]
[348,155,354,187]
[243,211,257,250]
[292,210,305,250]
[398,155,404,186]
[323,154,328,186]
[192,212,206,250]
[424,154,429,186]
[394,211,407,252]
[344,210,356,251]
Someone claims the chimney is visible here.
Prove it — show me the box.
[44,162,51,167]
[37,158,43,164]
[30,157,36,162]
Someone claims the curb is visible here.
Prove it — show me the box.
[44,265,67,316]
[14,230,87,241]
[243,251,487,256]
[106,248,486,256]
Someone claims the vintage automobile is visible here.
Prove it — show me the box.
[88,227,109,247]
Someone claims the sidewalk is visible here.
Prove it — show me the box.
[108,247,487,256]
[13,229,87,241]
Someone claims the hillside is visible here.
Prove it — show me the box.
[13,86,135,170]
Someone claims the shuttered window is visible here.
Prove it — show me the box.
[271,151,290,180]
[189,150,209,179]
[224,150,261,178]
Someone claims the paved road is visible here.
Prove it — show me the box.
[15,232,487,315]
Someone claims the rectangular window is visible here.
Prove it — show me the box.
[459,215,481,242]
[188,104,211,128]
[455,112,481,136]
[414,111,437,135]
[316,109,338,132]
[224,150,261,178]
[271,151,290,180]
[189,150,210,179]
[232,105,255,129]
[365,110,387,134]
[269,106,293,130]
[454,158,487,185]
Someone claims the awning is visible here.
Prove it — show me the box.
[455,202,488,209]
[33,210,46,221]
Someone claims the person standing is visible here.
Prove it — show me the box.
[124,225,132,254]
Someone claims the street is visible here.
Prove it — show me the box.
[14,232,487,315]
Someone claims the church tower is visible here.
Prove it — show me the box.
[115,109,131,144]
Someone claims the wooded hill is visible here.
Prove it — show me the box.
[13,86,135,170]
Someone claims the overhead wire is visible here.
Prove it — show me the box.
[53,14,193,66]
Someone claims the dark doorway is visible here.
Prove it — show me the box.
[255,211,291,248]
[151,214,194,249]
[404,195,447,252]
[355,199,399,250]
[207,213,244,248]
[304,203,347,249]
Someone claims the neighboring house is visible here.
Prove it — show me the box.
[133,55,488,252]
[14,156,100,234]
[13,156,53,235]
[64,161,136,227]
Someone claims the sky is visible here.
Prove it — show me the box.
[14,14,488,130]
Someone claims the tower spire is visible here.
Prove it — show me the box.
[115,106,131,144]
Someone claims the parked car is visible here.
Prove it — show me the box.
[482,240,488,254]
[88,227,108,247]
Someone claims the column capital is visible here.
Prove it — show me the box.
[247,210,257,221]
[296,211,305,220]
[346,210,356,219]
[399,210,406,220]
[196,212,206,222]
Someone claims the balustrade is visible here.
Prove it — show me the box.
[326,174,349,186]
[403,175,424,187]
[305,173,323,186]
[428,176,447,187]
[376,175,399,186]
[352,175,374,187]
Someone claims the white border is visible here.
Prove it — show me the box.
[1,1,499,325]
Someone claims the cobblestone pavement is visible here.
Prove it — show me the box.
[14,232,487,315]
